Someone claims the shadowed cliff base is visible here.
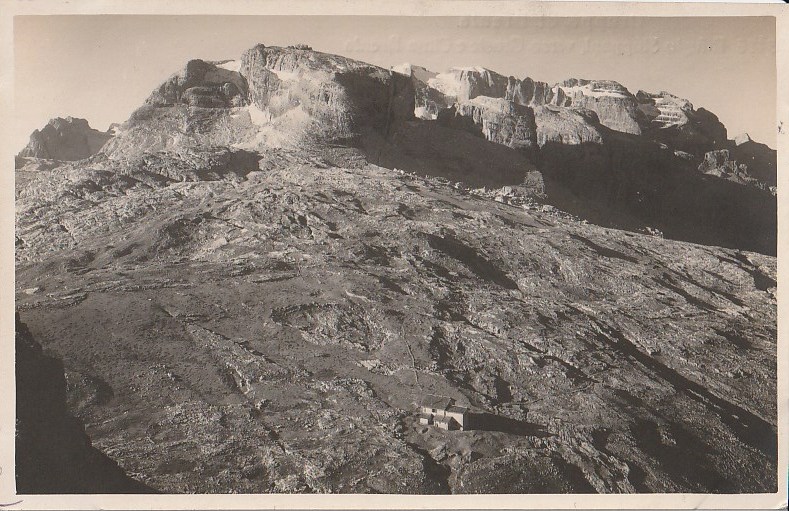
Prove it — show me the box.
[16,313,155,494]
[535,136,776,256]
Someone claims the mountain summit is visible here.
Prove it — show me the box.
[18,116,112,161]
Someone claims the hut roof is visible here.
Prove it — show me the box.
[420,394,454,410]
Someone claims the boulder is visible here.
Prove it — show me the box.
[734,132,752,146]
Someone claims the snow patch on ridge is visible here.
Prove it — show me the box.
[428,72,463,97]
[247,103,272,126]
[217,60,242,73]
[455,66,489,74]
[391,63,412,76]
[414,106,435,120]
[268,67,301,82]
[556,84,628,99]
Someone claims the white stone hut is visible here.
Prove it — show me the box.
[418,394,468,431]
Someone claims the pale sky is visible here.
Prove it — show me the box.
[14,15,777,151]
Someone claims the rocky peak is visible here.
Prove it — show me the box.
[17,116,112,161]
[101,44,415,158]
[426,66,511,103]
[635,90,727,154]
[391,63,437,84]
[636,90,694,128]
[145,58,248,108]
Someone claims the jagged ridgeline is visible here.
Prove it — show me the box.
[15,44,777,494]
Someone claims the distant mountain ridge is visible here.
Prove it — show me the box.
[18,116,112,161]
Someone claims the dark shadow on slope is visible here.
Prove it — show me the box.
[594,323,777,468]
[629,418,733,492]
[424,233,518,290]
[16,313,156,494]
[568,234,640,263]
[536,131,776,256]
[361,117,774,256]
[732,252,777,291]
[469,412,549,438]
[729,139,777,188]
[361,120,543,190]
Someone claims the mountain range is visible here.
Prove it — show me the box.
[15,44,777,494]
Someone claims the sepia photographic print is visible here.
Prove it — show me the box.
[1,1,787,509]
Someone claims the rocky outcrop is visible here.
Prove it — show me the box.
[240,44,414,143]
[145,59,248,108]
[729,133,777,188]
[553,79,643,135]
[18,117,112,161]
[533,105,604,146]
[16,313,153,493]
[437,96,538,150]
[698,149,747,178]
[103,45,415,158]
[697,149,772,191]
[636,91,728,154]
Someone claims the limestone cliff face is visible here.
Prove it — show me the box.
[437,96,538,150]
[552,79,643,135]
[427,67,511,102]
[533,105,604,146]
[505,76,556,108]
[412,70,641,135]
[411,67,556,117]
[636,90,728,153]
[18,117,112,161]
[241,44,414,142]
[104,45,415,158]
[145,59,248,108]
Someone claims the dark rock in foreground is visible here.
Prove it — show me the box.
[16,313,153,493]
